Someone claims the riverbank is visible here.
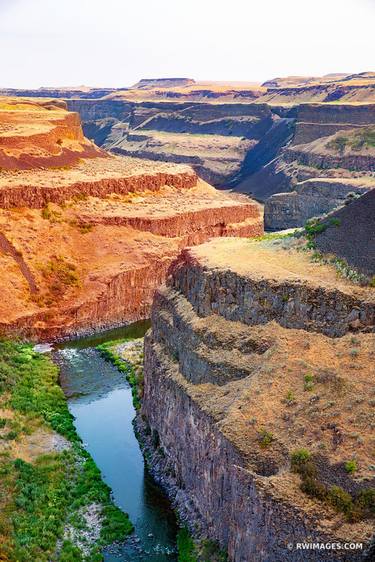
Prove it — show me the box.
[0,339,133,561]
[98,338,228,562]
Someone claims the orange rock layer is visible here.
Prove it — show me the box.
[0,97,103,170]
[0,98,263,340]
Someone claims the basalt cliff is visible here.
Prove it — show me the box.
[140,232,375,561]
[0,97,262,340]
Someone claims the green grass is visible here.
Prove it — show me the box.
[257,428,274,448]
[0,339,133,561]
[345,460,358,474]
[250,231,297,242]
[177,528,198,562]
[97,340,143,410]
[177,529,227,562]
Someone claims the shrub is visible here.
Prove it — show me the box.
[301,476,327,501]
[285,390,296,404]
[326,136,348,153]
[328,486,353,516]
[345,460,357,474]
[304,373,314,391]
[258,429,274,448]
[177,528,197,562]
[41,204,62,223]
[291,449,311,469]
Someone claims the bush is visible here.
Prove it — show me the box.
[291,449,311,470]
[326,136,348,153]
[258,429,274,448]
[304,373,314,391]
[345,460,357,474]
[328,486,353,516]
[177,528,197,562]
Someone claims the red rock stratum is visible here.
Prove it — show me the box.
[0,98,263,340]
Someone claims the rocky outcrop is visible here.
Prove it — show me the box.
[0,156,197,209]
[291,104,375,145]
[264,178,374,230]
[132,78,195,89]
[0,97,103,170]
[141,237,375,561]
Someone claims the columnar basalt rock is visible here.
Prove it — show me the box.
[141,237,375,561]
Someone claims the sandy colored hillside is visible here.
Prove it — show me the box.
[0,97,103,169]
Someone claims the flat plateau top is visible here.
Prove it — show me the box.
[190,237,375,300]
[0,155,195,190]
[75,180,257,219]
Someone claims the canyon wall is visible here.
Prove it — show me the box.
[68,97,375,231]
[1,78,374,230]
[141,237,375,561]
[0,98,263,340]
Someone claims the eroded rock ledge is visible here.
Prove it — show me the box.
[0,98,262,339]
[141,238,375,561]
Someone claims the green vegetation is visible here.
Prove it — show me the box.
[97,340,143,410]
[38,255,80,302]
[69,219,94,234]
[290,449,374,522]
[285,390,296,405]
[177,528,197,562]
[301,218,370,285]
[345,460,358,474]
[326,127,375,153]
[291,448,312,469]
[0,340,133,561]
[41,204,62,223]
[250,231,297,243]
[304,217,341,250]
[177,528,227,562]
[304,373,314,392]
[199,540,228,562]
[257,428,274,448]
[326,136,348,154]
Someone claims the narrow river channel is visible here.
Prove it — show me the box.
[53,321,178,561]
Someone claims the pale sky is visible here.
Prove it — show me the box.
[0,0,374,88]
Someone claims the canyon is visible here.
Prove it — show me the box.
[2,72,373,231]
[0,97,262,340]
[0,75,374,562]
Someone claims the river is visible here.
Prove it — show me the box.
[53,321,178,561]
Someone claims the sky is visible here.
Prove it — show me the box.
[0,0,374,88]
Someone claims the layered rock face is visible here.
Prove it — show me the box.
[68,96,375,231]
[264,178,375,230]
[2,76,374,229]
[0,98,262,340]
[67,99,284,187]
[0,97,103,169]
[141,237,375,561]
